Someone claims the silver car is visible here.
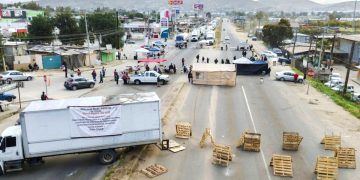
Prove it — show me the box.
[275,70,304,83]
[0,70,34,82]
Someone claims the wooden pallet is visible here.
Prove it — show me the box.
[314,156,338,180]
[243,132,261,152]
[270,154,293,177]
[335,147,356,169]
[236,130,249,148]
[212,143,232,166]
[175,121,192,139]
[140,164,168,178]
[200,128,215,148]
[283,132,303,151]
[321,135,341,151]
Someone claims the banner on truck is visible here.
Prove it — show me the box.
[69,105,122,137]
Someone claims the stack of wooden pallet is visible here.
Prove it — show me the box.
[199,128,215,148]
[320,135,341,151]
[335,147,356,169]
[283,132,303,151]
[269,154,293,177]
[314,156,338,180]
[212,143,233,166]
[243,132,261,152]
[141,164,168,178]
[175,121,192,139]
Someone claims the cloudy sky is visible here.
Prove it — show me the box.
[1,0,355,4]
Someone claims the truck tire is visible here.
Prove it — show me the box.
[98,149,117,165]
[72,86,77,90]
[134,80,141,85]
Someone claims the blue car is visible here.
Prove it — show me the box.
[0,92,16,102]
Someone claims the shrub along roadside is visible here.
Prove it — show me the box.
[292,67,360,119]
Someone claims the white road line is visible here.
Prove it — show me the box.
[242,86,272,180]
[209,86,218,137]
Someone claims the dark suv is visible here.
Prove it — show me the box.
[64,77,95,90]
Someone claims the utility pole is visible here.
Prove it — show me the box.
[343,42,355,95]
[292,29,298,58]
[304,36,313,80]
[115,11,120,49]
[84,11,91,65]
[319,29,325,69]
[329,35,336,69]
[353,0,358,33]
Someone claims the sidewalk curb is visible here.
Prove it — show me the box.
[351,78,360,86]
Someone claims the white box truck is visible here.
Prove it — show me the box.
[0,92,164,174]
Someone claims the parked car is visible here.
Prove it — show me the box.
[224,35,230,40]
[0,70,34,82]
[64,77,95,90]
[247,33,254,37]
[275,70,304,83]
[125,40,136,44]
[329,72,341,81]
[331,84,355,93]
[272,48,283,57]
[278,57,291,64]
[152,41,166,48]
[251,36,257,41]
[0,92,16,102]
[324,80,343,88]
[352,92,360,102]
[129,71,170,85]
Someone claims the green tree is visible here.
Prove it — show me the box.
[262,19,293,48]
[28,15,54,43]
[79,12,124,48]
[54,10,84,45]
[21,2,42,10]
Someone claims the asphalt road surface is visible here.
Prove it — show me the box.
[127,20,360,180]
[1,20,359,180]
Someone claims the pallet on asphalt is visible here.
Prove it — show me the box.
[200,128,215,148]
[283,132,303,151]
[314,156,338,180]
[140,164,168,178]
[169,145,186,153]
[175,121,192,139]
[237,131,261,152]
[212,143,233,166]
[321,135,341,151]
[334,147,356,169]
[236,129,249,148]
[269,154,293,177]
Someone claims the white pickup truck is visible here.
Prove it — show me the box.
[129,71,170,85]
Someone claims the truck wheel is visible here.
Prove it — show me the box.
[27,76,33,81]
[134,80,141,85]
[280,77,285,81]
[72,86,77,90]
[98,149,117,165]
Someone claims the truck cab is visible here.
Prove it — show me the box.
[0,125,24,174]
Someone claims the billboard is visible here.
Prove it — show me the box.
[160,9,170,39]
[168,0,183,5]
[194,3,204,11]
[0,9,26,18]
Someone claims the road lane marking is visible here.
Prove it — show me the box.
[242,86,272,180]
[209,86,218,137]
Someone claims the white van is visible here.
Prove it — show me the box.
[191,30,200,42]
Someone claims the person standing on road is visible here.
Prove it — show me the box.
[41,92,48,101]
[63,62,68,78]
[233,56,236,60]
[91,69,97,82]
[294,73,299,83]
[188,71,193,83]
[221,59,224,64]
[77,68,81,76]
[99,71,104,83]
[196,54,200,63]
[182,58,185,67]
[157,76,161,87]
[202,56,205,63]
[102,67,106,77]
[206,57,209,63]
[114,70,119,85]
[214,59,218,64]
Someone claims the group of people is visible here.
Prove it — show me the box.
[195,54,235,65]
[91,67,107,83]
[28,63,39,72]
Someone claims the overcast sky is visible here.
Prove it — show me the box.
[0,0,355,4]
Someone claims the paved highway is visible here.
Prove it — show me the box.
[127,20,360,180]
